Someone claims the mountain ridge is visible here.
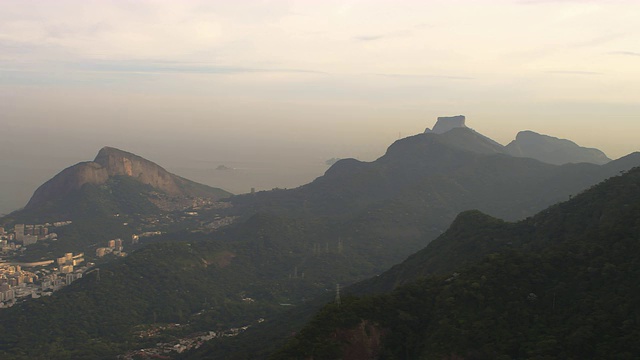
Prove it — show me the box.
[184,128,640,359]
[424,116,612,166]
[272,166,640,359]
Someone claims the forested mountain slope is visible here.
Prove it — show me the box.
[273,167,640,360]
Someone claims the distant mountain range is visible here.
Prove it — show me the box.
[186,119,640,359]
[232,118,635,224]
[7,116,615,223]
[426,115,611,165]
[1,117,638,359]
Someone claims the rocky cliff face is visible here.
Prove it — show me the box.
[425,115,467,134]
[506,131,611,165]
[332,320,385,360]
[93,147,183,195]
[25,147,230,209]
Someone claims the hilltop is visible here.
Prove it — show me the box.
[506,130,611,165]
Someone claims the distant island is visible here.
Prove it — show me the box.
[215,165,233,171]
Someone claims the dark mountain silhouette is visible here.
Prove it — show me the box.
[273,166,640,360]
[506,130,611,165]
[232,126,638,224]
[426,116,611,166]
[185,124,640,359]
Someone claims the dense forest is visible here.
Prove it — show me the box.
[271,167,640,359]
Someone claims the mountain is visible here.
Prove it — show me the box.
[426,117,611,166]
[506,130,611,165]
[0,147,232,260]
[272,166,640,360]
[3,147,231,224]
[233,125,637,224]
[2,124,639,359]
[225,126,637,283]
[185,125,640,359]
[26,146,231,210]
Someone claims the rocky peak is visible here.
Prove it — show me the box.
[92,146,181,195]
[94,146,134,164]
[25,146,231,209]
[425,115,467,134]
[419,115,505,155]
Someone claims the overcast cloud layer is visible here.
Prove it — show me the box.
[1,0,639,213]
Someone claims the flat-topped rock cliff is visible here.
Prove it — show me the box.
[425,115,467,134]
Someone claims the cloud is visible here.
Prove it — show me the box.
[573,33,623,49]
[373,73,474,80]
[353,23,429,42]
[545,70,602,75]
[0,59,326,87]
[354,35,385,42]
[517,0,621,4]
[70,61,326,75]
[609,51,640,57]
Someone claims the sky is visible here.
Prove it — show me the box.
[1,0,639,213]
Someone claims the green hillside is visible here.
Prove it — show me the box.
[0,238,284,359]
[272,167,640,359]
[4,176,159,224]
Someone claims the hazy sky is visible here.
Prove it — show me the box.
[1,0,639,213]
